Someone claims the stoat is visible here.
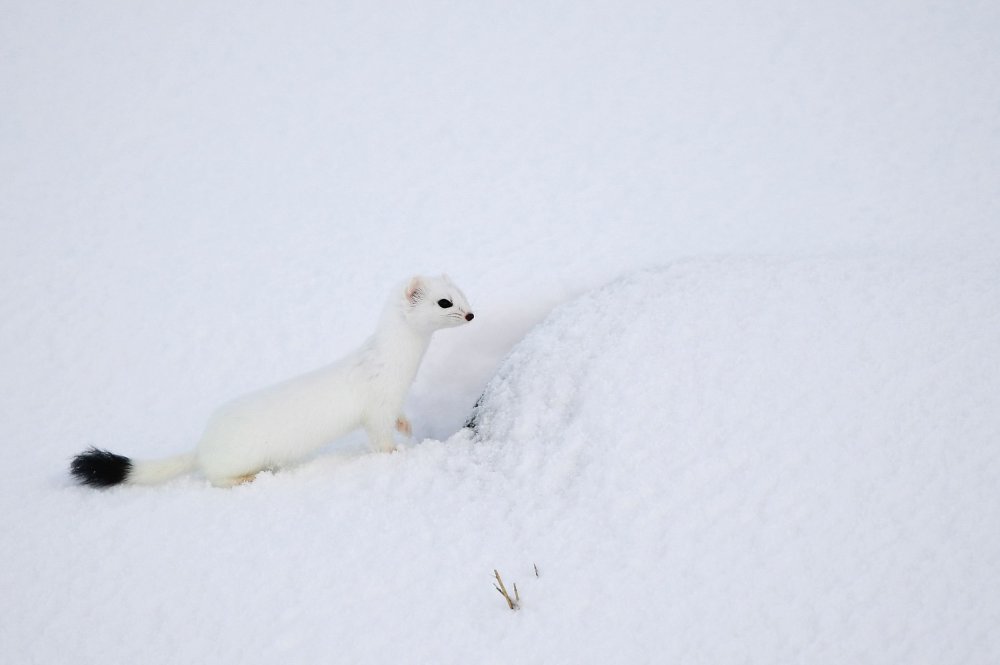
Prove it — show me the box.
[70,274,474,488]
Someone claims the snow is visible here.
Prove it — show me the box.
[467,258,1000,662]
[2,0,999,663]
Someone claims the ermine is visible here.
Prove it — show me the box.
[70,274,474,488]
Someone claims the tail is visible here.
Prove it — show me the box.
[70,447,197,488]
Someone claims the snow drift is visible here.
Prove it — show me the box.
[463,256,1000,663]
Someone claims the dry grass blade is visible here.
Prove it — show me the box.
[493,569,519,610]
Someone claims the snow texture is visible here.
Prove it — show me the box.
[468,258,1000,663]
[2,0,999,663]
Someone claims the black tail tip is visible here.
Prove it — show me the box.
[70,447,132,487]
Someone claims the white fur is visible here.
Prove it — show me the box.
[127,453,198,485]
[127,274,474,487]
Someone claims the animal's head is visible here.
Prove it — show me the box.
[402,274,475,332]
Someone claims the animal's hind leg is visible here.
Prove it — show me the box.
[210,472,259,488]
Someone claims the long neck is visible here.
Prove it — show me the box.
[370,304,433,389]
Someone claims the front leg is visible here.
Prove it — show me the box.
[364,419,397,453]
[395,414,412,437]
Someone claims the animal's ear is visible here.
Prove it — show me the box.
[405,276,425,304]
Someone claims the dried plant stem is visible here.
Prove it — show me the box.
[493,569,520,610]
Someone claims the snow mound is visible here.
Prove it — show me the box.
[466,256,999,662]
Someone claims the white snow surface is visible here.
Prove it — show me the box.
[468,258,1000,663]
[2,0,999,663]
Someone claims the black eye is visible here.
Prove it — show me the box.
[437,299,453,308]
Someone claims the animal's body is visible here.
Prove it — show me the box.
[71,274,474,488]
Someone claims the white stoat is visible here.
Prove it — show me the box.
[71,274,474,488]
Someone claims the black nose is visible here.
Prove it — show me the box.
[465,312,474,321]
